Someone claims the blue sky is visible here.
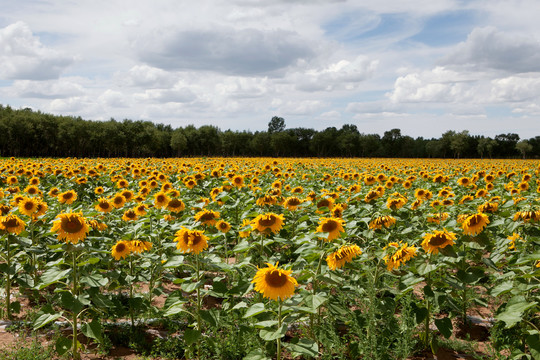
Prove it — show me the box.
[1,0,540,139]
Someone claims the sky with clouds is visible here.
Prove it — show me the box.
[1,0,539,139]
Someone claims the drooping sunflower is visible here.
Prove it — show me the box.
[478,202,498,214]
[369,215,396,230]
[111,240,132,260]
[50,211,90,244]
[422,229,456,254]
[326,244,362,270]
[122,209,138,221]
[462,213,490,236]
[316,217,345,241]
[239,218,252,238]
[256,195,278,207]
[316,197,334,212]
[0,204,12,215]
[58,190,77,205]
[34,200,48,218]
[130,240,153,254]
[252,262,298,301]
[507,233,521,250]
[386,197,407,210]
[215,220,231,233]
[0,214,26,234]
[166,198,185,213]
[18,196,39,216]
[174,227,209,254]
[95,198,113,213]
[383,241,418,271]
[426,212,449,224]
[283,196,303,211]
[251,213,285,234]
[194,209,220,226]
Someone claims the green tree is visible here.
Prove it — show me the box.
[516,140,533,159]
[268,116,285,133]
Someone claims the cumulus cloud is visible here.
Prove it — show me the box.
[117,65,177,88]
[99,89,129,108]
[10,78,85,98]
[134,86,197,103]
[294,56,378,92]
[132,26,314,75]
[0,22,75,80]
[441,27,540,73]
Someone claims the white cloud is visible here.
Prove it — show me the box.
[117,65,177,88]
[10,78,85,98]
[0,22,75,80]
[441,26,540,73]
[132,26,314,76]
[134,87,197,103]
[99,89,129,107]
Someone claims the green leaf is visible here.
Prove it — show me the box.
[77,257,100,266]
[38,268,71,289]
[182,280,204,293]
[283,338,319,358]
[81,319,102,342]
[456,268,484,285]
[184,328,201,346]
[254,320,279,328]
[304,294,328,311]
[61,292,84,314]
[244,303,267,318]
[200,309,219,328]
[163,301,188,317]
[526,334,540,360]
[259,324,287,341]
[232,301,248,310]
[163,255,184,268]
[490,281,514,297]
[34,312,62,330]
[55,336,72,356]
[435,317,453,339]
[80,274,108,287]
[412,304,428,324]
[243,348,269,360]
[496,296,538,328]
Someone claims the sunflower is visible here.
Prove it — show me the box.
[120,190,134,202]
[94,186,105,195]
[24,185,41,196]
[111,194,126,209]
[58,190,77,205]
[422,230,456,254]
[457,177,471,186]
[239,218,252,238]
[459,195,474,204]
[95,198,113,213]
[166,198,185,213]
[427,212,449,224]
[88,219,107,231]
[111,240,131,260]
[507,233,521,250]
[18,196,39,216]
[194,209,220,226]
[316,197,334,212]
[369,215,396,230]
[216,220,231,233]
[174,227,209,254]
[283,196,303,211]
[252,262,298,301]
[154,191,170,209]
[316,217,345,241]
[331,203,346,218]
[251,213,285,234]
[326,244,362,270]
[122,209,138,221]
[256,195,278,207]
[383,242,418,271]
[50,211,90,244]
[386,197,407,210]
[462,213,490,236]
[364,190,380,203]
[0,214,26,234]
[478,202,498,214]
[0,204,12,216]
[232,175,244,188]
[130,240,152,254]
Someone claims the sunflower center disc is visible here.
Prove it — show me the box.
[265,271,288,287]
[64,219,83,233]
[258,217,276,227]
[321,221,337,232]
[429,235,448,246]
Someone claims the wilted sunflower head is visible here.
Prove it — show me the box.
[462,213,490,236]
[194,209,220,226]
[422,230,456,254]
[0,214,26,234]
[174,227,209,254]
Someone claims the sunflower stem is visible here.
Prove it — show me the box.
[72,250,80,360]
[277,299,282,360]
[196,254,202,360]
[5,234,12,320]
[129,254,135,329]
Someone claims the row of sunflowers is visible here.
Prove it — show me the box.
[0,157,539,359]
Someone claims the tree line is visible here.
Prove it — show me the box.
[0,106,538,158]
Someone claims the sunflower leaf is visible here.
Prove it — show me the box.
[243,348,269,360]
[244,303,267,318]
[38,268,71,290]
[184,328,201,346]
[283,338,319,358]
[259,324,287,341]
[33,311,63,330]
[496,296,538,328]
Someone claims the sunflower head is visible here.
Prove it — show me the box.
[422,230,456,254]
[194,209,220,226]
[383,241,417,271]
[174,227,209,254]
[0,214,26,234]
[112,240,131,260]
[215,220,231,233]
[122,209,138,221]
[18,197,39,216]
[166,198,185,213]
[316,217,345,241]
[50,211,90,244]
[130,240,153,254]
[462,213,490,236]
[251,213,285,234]
[326,244,362,270]
[252,262,298,301]
[95,198,113,213]
[58,190,77,205]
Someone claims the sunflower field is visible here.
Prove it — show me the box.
[0,157,539,360]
